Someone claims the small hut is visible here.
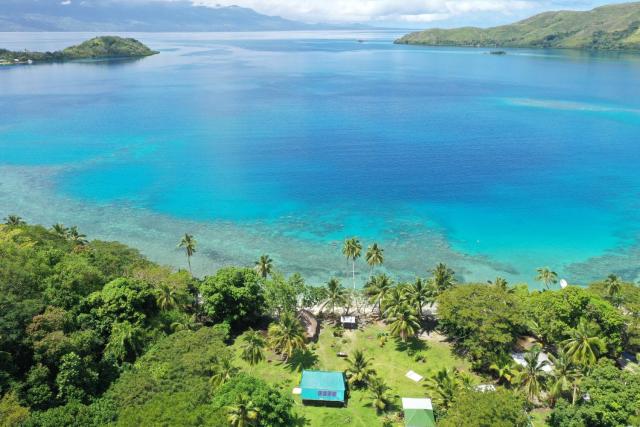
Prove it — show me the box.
[297,309,319,341]
[340,315,357,329]
[511,351,554,373]
[402,398,436,427]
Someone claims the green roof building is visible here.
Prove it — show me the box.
[299,370,346,405]
[402,398,436,427]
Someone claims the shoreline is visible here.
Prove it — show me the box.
[2,164,638,287]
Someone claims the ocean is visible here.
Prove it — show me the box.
[2,31,640,287]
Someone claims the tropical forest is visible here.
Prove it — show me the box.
[0,216,638,426]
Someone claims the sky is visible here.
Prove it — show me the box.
[191,0,620,28]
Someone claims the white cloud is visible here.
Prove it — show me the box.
[192,0,543,24]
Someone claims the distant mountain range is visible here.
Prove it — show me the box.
[396,2,640,50]
[0,0,335,32]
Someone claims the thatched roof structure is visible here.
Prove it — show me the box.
[297,309,319,341]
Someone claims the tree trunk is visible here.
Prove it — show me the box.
[352,260,356,289]
[187,256,192,275]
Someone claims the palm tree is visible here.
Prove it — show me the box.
[368,377,393,414]
[604,274,622,303]
[548,350,581,406]
[51,223,69,238]
[527,319,546,345]
[155,283,183,311]
[177,233,196,275]
[536,267,558,290]
[489,359,516,386]
[210,356,239,388]
[346,349,376,388]
[240,329,266,366]
[322,278,347,315]
[387,305,420,342]
[105,321,145,364]
[430,263,455,294]
[363,274,393,318]
[488,277,513,293]
[514,345,549,403]
[342,237,362,289]
[3,215,25,226]
[170,314,202,332]
[67,226,88,246]
[342,288,356,316]
[267,312,306,361]
[406,278,434,322]
[458,371,477,390]
[381,286,409,319]
[424,368,461,410]
[254,254,273,279]
[226,394,259,427]
[562,319,606,370]
[365,243,384,274]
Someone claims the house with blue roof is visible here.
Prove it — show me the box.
[299,370,346,406]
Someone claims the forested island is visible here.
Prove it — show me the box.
[0,215,638,426]
[395,2,640,50]
[0,36,158,66]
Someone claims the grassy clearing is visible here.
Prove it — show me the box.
[231,323,476,426]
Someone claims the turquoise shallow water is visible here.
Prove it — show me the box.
[1,31,640,287]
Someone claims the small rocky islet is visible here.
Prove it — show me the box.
[0,36,157,66]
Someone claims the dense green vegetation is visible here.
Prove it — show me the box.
[0,36,157,66]
[1,216,639,426]
[396,2,640,50]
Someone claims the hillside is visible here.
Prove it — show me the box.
[395,2,640,50]
[62,36,158,59]
[0,0,316,32]
[0,36,157,65]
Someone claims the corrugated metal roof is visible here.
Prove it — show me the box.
[300,370,345,390]
[299,370,346,402]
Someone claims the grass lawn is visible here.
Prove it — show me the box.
[231,322,477,426]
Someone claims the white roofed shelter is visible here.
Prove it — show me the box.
[340,315,357,329]
[405,370,423,382]
[402,398,433,410]
[512,351,554,373]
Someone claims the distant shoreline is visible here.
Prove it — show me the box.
[395,2,640,52]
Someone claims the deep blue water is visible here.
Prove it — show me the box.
[2,31,640,286]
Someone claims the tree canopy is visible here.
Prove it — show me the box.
[436,284,528,364]
[198,267,265,330]
[527,287,625,355]
[548,360,640,427]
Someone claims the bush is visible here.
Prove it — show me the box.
[440,388,528,427]
[414,352,427,363]
[210,374,295,427]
